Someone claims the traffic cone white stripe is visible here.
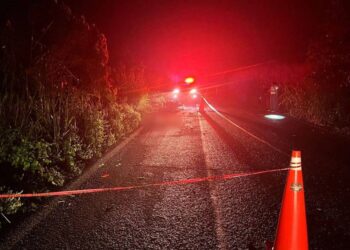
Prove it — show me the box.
[273,150,308,250]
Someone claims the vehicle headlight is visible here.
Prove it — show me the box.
[189,88,197,94]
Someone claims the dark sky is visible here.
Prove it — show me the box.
[67,0,325,76]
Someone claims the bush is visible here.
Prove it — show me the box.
[0,187,22,229]
[121,103,142,134]
[280,80,350,128]
[136,94,151,113]
[0,89,143,229]
[0,0,146,229]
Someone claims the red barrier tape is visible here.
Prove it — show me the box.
[0,168,289,199]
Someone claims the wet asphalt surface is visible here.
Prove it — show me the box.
[1,105,350,249]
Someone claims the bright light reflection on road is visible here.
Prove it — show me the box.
[264,114,286,120]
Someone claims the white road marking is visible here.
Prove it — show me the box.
[199,113,229,250]
[202,97,289,156]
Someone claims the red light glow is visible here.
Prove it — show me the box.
[184,77,195,84]
[190,88,197,94]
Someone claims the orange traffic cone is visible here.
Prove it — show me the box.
[274,150,308,250]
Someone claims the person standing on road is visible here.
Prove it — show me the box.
[269,84,279,112]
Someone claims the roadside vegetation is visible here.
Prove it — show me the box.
[210,1,350,134]
[280,2,350,134]
[0,1,151,228]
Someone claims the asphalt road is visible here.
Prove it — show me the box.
[1,105,349,249]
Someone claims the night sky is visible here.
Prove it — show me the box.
[65,0,325,75]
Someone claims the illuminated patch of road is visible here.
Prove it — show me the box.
[264,114,286,120]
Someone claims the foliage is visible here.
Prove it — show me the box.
[0,86,143,228]
[280,0,350,131]
[0,0,147,229]
[0,187,22,229]
[281,78,350,129]
[136,94,151,113]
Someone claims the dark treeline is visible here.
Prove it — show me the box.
[0,0,153,227]
[281,0,350,129]
[208,0,350,132]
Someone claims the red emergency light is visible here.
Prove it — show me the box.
[184,77,195,84]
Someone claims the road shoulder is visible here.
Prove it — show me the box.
[0,126,144,250]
